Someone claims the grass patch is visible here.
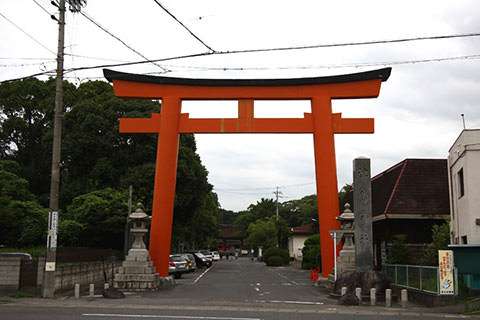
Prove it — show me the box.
[8,291,34,298]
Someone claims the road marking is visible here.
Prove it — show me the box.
[82,314,261,320]
[193,265,213,284]
[246,299,324,305]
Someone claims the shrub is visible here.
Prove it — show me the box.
[263,247,289,265]
[266,255,283,267]
[387,234,411,264]
[302,234,321,270]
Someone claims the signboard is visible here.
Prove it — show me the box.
[438,250,454,295]
[46,211,58,250]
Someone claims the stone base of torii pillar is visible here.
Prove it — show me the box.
[114,204,174,291]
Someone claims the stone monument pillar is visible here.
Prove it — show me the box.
[114,204,171,291]
[353,157,373,271]
[336,203,356,274]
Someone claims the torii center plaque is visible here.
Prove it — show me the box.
[104,67,391,278]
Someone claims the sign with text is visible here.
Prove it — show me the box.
[438,250,454,295]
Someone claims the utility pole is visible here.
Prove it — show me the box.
[273,186,283,248]
[42,0,85,298]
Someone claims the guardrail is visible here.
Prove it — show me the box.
[385,264,458,295]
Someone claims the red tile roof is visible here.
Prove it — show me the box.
[291,224,314,235]
[340,159,450,217]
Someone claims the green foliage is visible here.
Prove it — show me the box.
[244,217,277,250]
[58,219,85,247]
[218,209,237,225]
[66,188,128,249]
[0,197,48,247]
[302,234,322,270]
[425,220,450,266]
[387,234,412,264]
[263,247,289,265]
[266,256,284,267]
[338,184,353,201]
[279,195,318,231]
[1,79,216,250]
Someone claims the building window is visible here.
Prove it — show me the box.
[461,235,468,244]
[458,168,465,198]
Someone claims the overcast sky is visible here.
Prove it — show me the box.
[2,1,480,211]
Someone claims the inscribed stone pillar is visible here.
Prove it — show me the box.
[353,157,373,271]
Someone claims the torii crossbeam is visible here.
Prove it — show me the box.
[104,67,391,278]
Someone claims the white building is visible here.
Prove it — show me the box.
[288,224,314,261]
[448,129,480,244]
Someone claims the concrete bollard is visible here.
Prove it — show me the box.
[355,287,362,303]
[74,284,80,299]
[89,283,94,297]
[370,288,376,306]
[401,289,408,308]
[385,289,392,307]
[104,283,109,289]
[341,286,347,296]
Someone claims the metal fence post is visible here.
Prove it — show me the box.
[406,265,409,287]
[419,267,423,291]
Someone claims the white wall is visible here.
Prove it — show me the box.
[448,129,480,244]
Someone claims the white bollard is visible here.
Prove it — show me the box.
[89,283,94,297]
[341,286,347,296]
[355,287,362,303]
[385,289,392,307]
[370,288,376,306]
[104,283,109,289]
[401,289,408,308]
[74,284,80,299]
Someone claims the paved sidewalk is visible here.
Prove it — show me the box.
[1,262,477,318]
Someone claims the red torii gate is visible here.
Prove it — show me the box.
[104,67,391,278]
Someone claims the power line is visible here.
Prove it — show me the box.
[78,10,169,73]
[31,0,53,16]
[152,0,214,53]
[3,31,480,83]
[0,12,56,56]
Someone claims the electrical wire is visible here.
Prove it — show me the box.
[31,0,53,16]
[152,0,214,53]
[0,12,56,56]
[78,10,169,73]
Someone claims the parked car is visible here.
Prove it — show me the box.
[189,252,211,268]
[182,253,197,273]
[169,254,189,279]
[211,251,220,261]
[168,262,176,276]
[199,250,213,262]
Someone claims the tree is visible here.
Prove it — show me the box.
[338,183,353,201]
[0,159,48,247]
[425,220,450,265]
[386,234,411,264]
[65,188,128,249]
[302,234,321,270]
[234,198,276,237]
[244,216,278,250]
[0,77,77,205]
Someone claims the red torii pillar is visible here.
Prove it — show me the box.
[104,67,391,278]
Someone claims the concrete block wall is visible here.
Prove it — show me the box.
[37,258,122,291]
[0,257,22,291]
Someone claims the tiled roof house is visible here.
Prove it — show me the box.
[340,158,450,265]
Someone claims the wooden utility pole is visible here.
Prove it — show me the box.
[42,0,65,298]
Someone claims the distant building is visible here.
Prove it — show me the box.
[341,158,450,266]
[288,224,314,261]
[218,225,244,252]
[448,129,480,244]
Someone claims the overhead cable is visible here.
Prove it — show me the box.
[79,10,169,72]
[152,0,214,52]
[0,12,56,56]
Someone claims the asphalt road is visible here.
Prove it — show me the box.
[0,257,472,319]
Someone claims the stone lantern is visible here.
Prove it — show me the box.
[114,203,168,291]
[128,203,149,256]
[336,203,355,274]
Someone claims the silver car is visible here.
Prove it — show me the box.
[169,254,188,279]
